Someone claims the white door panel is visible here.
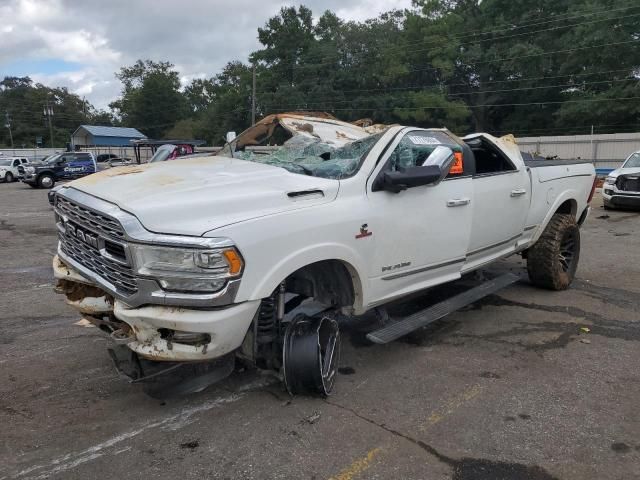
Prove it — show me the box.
[366,177,473,305]
[464,170,529,271]
[363,129,473,307]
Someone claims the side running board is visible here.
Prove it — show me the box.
[366,273,519,344]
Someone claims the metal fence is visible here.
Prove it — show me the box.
[516,132,640,170]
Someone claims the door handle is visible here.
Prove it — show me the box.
[510,189,527,197]
[447,198,471,207]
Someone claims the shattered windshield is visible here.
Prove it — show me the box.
[623,153,640,168]
[233,133,383,179]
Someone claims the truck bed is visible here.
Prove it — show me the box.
[524,158,593,168]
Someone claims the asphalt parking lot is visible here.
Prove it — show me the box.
[1,180,639,480]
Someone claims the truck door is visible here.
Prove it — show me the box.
[463,135,529,272]
[63,154,94,178]
[365,129,473,306]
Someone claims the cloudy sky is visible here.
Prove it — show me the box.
[0,0,413,109]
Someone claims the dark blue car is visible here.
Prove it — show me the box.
[22,152,97,189]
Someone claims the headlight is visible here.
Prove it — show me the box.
[25,166,35,174]
[130,244,243,293]
[605,176,616,185]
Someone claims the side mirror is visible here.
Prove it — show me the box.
[374,165,443,193]
[373,145,458,193]
[225,131,237,143]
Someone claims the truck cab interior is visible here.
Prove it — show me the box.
[464,137,517,175]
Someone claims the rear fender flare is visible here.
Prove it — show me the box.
[532,191,581,244]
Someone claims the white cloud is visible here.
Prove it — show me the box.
[0,0,413,109]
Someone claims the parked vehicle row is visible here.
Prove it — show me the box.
[1,152,133,189]
[21,152,97,189]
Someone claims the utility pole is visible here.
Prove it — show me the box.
[251,63,256,125]
[44,100,54,148]
[4,112,13,148]
[590,124,596,164]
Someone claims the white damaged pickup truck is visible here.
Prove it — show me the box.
[52,116,596,395]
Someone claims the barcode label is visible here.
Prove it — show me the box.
[407,135,440,145]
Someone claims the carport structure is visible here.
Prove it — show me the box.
[71,125,146,148]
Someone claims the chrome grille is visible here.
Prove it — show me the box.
[56,196,125,239]
[56,196,137,296]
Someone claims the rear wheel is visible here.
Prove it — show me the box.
[38,174,55,189]
[4,172,14,183]
[527,213,580,290]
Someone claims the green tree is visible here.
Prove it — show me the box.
[110,60,188,138]
[0,76,104,148]
[411,0,640,134]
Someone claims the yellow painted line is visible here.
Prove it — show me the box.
[328,447,383,480]
[327,384,484,479]
[423,384,484,429]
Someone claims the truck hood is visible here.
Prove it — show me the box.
[67,156,339,236]
[607,167,640,179]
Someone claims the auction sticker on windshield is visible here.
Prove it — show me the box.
[408,135,441,145]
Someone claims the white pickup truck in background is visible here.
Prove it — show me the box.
[50,116,596,395]
[602,150,640,210]
[0,156,29,182]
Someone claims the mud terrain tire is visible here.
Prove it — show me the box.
[527,213,580,290]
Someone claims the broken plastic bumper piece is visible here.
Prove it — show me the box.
[53,255,260,362]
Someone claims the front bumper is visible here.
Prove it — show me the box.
[53,255,259,361]
[22,174,37,185]
[602,187,640,208]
